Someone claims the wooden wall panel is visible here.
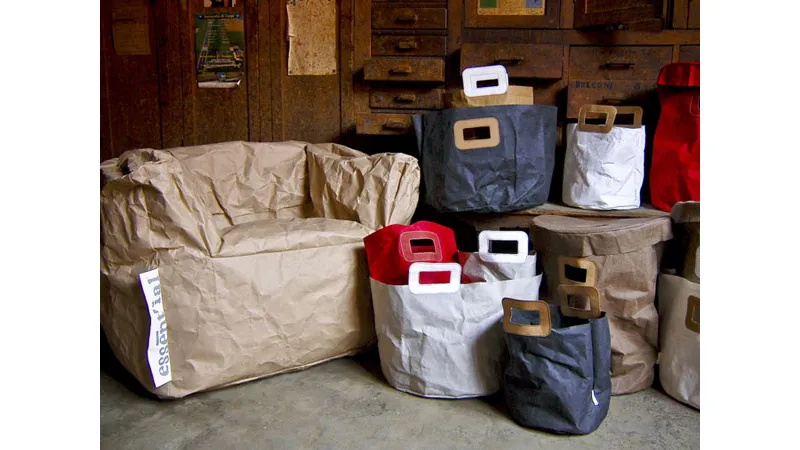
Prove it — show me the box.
[102,0,162,158]
[270,0,342,143]
[180,0,252,146]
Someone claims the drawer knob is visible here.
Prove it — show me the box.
[601,61,635,70]
[396,40,419,51]
[383,121,408,130]
[393,94,417,103]
[600,97,626,105]
[390,65,414,75]
[395,13,419,23]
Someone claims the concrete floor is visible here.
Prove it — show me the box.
[101,348,699,450]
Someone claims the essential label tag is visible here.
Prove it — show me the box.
[139,268,172,388]
[591,390,599,406]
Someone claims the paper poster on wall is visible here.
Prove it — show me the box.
[287,0,338,76]
[111,0,151,55]
[195,12,245,88]
[204,0,237,7]
[478,0,545,16]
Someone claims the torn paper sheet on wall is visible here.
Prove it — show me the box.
[287,0,338,76]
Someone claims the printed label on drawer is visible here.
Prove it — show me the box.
[139,268,172,388]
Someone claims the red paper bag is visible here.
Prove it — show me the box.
[363,221,458,285]
[650,62,700,212]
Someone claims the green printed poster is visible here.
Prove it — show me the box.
[195,12,245,88]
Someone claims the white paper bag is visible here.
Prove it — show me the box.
[563,105,646,210]
[371,255,543,399]
[657,273,700,409]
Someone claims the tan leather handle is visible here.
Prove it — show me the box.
[614,106,643,128]
[395,13,419,23]
[578,104,617,133]
[383,120,408,130]
[393,94,416,103]
[503,298,552,337]
[557,285,602,320]
[495,57,524,66]
[390,65,414,75]
[396,40,419,51]
[601,61,635,70]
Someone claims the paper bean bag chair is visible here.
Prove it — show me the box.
[100,141,420,399]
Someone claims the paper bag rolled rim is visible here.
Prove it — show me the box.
[444,85,534,108]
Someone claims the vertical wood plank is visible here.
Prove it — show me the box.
[672,0,689,29]
[672,44,681,62]
[100,0,112,161]
[246,0,260,142]
[561,0,574,29]
[270,0,283,140]
[340,0,356,137]
[258,0,273,142]
[154,0,184,149]
[353,0,371,116]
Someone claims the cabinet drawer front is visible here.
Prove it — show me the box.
[372,7,447,30]
[569,46,673,81]
[365,58,445,82]
[567,79,658,118]
[370,88,443,110]
[461,44,563,79]
[357,113,414,135]
[372,35,447,57]
[680,45,700,62]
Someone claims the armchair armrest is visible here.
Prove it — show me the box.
[306,143,421,231]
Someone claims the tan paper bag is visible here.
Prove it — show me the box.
[532,216,673,395]
[443,85,534,108]
[657,273,700,409]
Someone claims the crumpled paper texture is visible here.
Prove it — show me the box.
[370,255,542,399]
[100,141,420,398]
[657,273,700,409]
[532,216,673,395]
[562,124,646,210]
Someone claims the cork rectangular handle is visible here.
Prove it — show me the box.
[685,295,700,334]
[578,104,617,133]
[503,298,552,337]
[614,106,644,129]
[557,285,602,320]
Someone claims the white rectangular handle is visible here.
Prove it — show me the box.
[408,262,462,294]
[478,230,529,264]
[462,65,509,97]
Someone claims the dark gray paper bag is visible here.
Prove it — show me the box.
[502,297,611,435]
[412,105,557,213]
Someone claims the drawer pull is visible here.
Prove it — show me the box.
[495,57,524,66]
[396,40,419,51]
[393,94,417,103]
[383,121,408,130]
[390,65,414,75]
[601,61,635,70]
[601,97,626,105]
[395,13,419,23]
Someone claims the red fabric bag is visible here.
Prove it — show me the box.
[363,221,459,285]
[650,62,700,212]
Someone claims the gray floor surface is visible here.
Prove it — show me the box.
[101,350,699,450]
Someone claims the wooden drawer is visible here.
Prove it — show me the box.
[372,35,447,57]
[461,44,563,80]
[680,45,700,62]
[370,88,443,110]
[566,79,658,118]
[372,7,447,30]
[569,46,673,81]
[357,113,414,135]
[364,57,445,82]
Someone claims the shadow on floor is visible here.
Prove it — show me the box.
[100,327,159,400]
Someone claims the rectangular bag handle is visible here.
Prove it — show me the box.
[399,230,443,262]
[557,285,602,319]
[685,295,700,334]
[478,230,529,264]
[453,117,501,150]
[408,262,461,294]
[613,106,644,128]
[462,65,509,97]
[578,104,617,133]
[502,298,551,337]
